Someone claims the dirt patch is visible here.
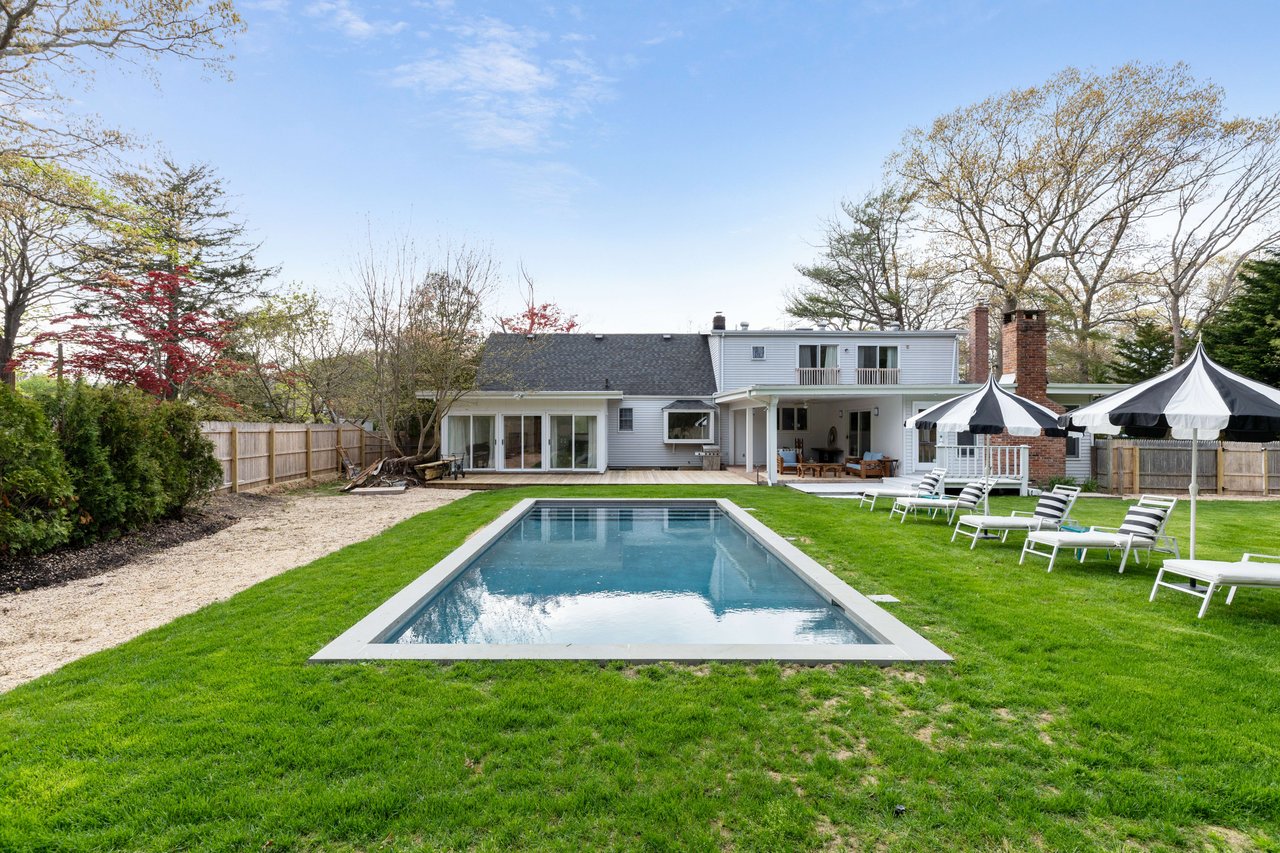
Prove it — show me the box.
[0,493,277,594]
[1200,825,1259,851]
[0,487,468,692]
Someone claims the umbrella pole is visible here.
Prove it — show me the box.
[1189,429,1198,561]
[984,442,991,515]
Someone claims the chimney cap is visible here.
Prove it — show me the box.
[739,321,750,330]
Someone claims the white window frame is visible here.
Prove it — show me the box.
[796,343,839,369]
[857,344,899,370]
[663,409,714,444]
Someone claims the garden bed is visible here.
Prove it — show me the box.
[0,492,279,595]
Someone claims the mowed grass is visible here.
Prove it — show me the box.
[2,486,1279,852]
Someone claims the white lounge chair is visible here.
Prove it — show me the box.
[889,479,994,525]
[1020,495,1179,573]
[1151,553,1280,618]
[858,467,946,511]
[951,484,1082,549]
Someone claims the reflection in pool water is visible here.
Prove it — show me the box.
[392,505,876,646]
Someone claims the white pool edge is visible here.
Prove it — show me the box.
[309,498,952,665]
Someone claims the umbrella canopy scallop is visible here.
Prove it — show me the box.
[906,376,1067,437]
[1059,342,1280,442]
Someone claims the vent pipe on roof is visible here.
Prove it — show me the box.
[662,334,672,340]
[815,320,829,330]
[525,333,535,340]
[594,334,604,340]
[738,321,750,330]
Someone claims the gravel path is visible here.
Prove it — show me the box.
[0,488,469,692]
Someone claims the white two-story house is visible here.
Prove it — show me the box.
[436,307,1119,488]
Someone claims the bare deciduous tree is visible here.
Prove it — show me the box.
[0,159,101,386]
[346,230,495,469]
[1,0,242,161]
[898,63,1226,372]
[1147,118,1280,362]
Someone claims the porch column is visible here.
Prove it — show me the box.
[744,407,754,474]
[766,396,779,486]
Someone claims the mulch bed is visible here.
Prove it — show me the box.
[0,493,282,595]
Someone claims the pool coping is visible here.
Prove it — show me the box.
[309,498,952,665]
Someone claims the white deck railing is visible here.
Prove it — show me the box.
[935,444,1029,494]
[795,367,841,385]
[854,367,900,385]
[793,367,902,386]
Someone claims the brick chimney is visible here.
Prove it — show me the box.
[992,308,1065,485]
[968,305,990,383]
[712,312,726,331]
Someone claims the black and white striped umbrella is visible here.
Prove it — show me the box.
[905,375,1067,437]
[905,376,1066,512]
[1059,341,1280,558]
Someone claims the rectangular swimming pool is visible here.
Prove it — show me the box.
[312,499,950,664]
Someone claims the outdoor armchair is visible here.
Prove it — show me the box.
[777,448,800,475]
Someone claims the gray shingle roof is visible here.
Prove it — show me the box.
[477,333,716,396]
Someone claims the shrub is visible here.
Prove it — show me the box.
[50,383,125,544]
[98,389,172,532]
[0,385,73,554]
[148,403,221,516]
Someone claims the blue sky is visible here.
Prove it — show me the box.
[85,0,1280,332]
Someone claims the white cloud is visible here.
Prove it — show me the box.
[391,17,612,151]
[306,0,407,40]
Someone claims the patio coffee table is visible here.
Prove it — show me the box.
[799,462,842,478]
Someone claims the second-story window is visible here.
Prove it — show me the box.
[856,345,899,384]
[751,345,766,360]
[798,344,838,369]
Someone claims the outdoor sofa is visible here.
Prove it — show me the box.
[846,451,891,479]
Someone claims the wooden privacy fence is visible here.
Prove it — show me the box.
[1093,439,1280,496]
[201,422,396,493]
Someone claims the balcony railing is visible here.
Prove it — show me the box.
[854,367,900,385]
[795,367,841,385]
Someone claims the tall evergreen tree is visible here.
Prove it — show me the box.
[86,159,276,319]
[1201,252,1280,385]
[1105,320,1175,384]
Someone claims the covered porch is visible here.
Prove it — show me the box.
[714,385,1030,491]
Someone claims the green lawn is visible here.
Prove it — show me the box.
[2,486,1278,851]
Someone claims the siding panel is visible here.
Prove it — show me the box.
[608,399,716,468]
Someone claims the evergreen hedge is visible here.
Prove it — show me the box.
[0,385,74,554]
[2,383,222,555]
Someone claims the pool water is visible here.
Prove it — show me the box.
[391,503,877,646]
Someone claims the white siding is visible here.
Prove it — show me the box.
[715,333,959,389]
[608,399,717,468]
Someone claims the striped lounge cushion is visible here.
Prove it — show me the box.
[956,481,987,509]
[916,474,942,496]
[1118,504,1168,539]
[1033,492,1071,523]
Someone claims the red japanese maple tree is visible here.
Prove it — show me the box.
[24,270,238,400]
[496,269,580,334]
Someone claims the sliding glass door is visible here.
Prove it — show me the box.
[503,415,543,470]
[446,415,495,469]
[550,415,597,470]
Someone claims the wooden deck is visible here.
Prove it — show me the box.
[424,469,757,490]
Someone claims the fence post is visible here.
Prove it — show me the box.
[1112,443,1121,495]
[305,427,313,480]
[267,426,277,485]
[229,425,239,494]
[359,428,366,470]
[1263,446,1269,497]
[1217,443,1225,495]
[1130,445,1141,495]
[336,426,344,475]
